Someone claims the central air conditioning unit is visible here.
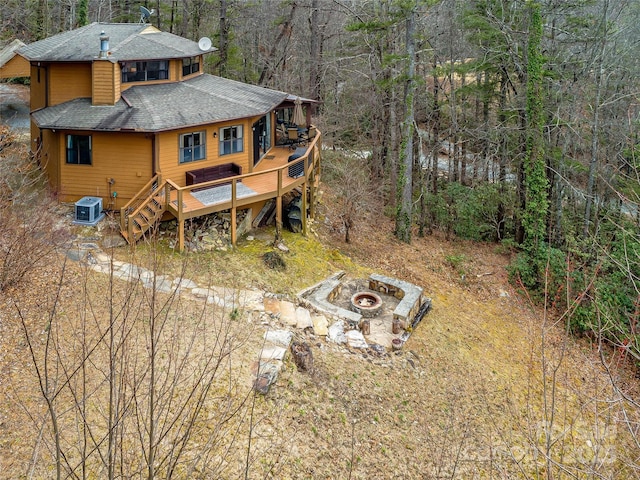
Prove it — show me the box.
[73,196,105,226]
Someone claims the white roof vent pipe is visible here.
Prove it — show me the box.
[99,31,109,58]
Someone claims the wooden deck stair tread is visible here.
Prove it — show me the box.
[121,185,168,244]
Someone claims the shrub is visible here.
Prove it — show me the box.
[507,244,567,306]
[430,182,516,241]
[0,126,68,291]
[263,250,286,270]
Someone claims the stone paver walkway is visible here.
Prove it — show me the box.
[68,242,333,394]
[68,240,430,394]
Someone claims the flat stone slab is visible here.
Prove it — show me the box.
[142,275,173,293]
[345,330,368,349]
[117,263,144,280]
[90,264,111,275]
[192,287,214,299]
[312,314,328,336]
[263,297,281,315]
[78,242,101,252]
[206,295,225,307]
[328,320,346,344]
[66,248,87,262]
[279,301,298,326]
[264,330,293,347]
[260,346,287,361]
[295,307,313,329]
[101,234,127,249]
[235,289,265,311]
[173,277,198,289]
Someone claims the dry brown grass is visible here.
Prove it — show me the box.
[0,188,639,478]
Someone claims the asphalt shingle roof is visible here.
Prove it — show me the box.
[0,39,26,67]
[18,22,214,62]
[31,74,289,132]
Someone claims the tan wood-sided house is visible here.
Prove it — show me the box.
[0,39,30,79]
[18,22,321,251]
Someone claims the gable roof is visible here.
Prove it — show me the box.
[31,74,289,132]
[0,39,27,66]
[0,39,31,78]
[18,23,215,63]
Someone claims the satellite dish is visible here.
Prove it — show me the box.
[139,6,154,23]
[198,37,212,51]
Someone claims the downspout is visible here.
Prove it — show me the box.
[44,65,50,107]
[152,133,159,178]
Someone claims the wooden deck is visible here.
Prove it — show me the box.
[166,143,318,218]
[166,134,321,250]
[120,132,321,250]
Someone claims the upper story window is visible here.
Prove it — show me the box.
[182,57,200,77]
[220,126,243,155]
[66,134,92,165]
[179,131,206,163]
[121,60,169,83]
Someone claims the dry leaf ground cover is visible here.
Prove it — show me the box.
[0,198,638,478]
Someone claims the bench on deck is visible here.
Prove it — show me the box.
[186,163,242,190]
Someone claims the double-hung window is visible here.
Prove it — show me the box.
[182,57,200,77]
[219,126,243,155]
[66,134,92,165]
[179,131,206,163]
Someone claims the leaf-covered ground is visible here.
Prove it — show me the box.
[0,190,638,479]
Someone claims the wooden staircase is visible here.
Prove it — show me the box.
[120,175,167,244]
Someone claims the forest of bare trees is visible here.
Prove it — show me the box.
[2,0,640,477]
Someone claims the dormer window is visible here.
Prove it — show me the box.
[121,60,169,83]
[182,57,200,77]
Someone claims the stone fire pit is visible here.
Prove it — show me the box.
[298,272,431,351]
[350,291,383,317]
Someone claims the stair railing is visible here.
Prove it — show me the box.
[119,174,163,237]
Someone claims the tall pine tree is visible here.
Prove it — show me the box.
[522,0,549,251]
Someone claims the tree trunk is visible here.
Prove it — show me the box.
[497,71,508,241]
[482,72,490,182]
[387,6,398,208]
[36,0,49,40]
[395,4,417,243]
[584,2,609,236]
[258,3,297,86]
[309,0,321,100]
[522,1,549,250]
[215,0,230,77]
[432,60,440,196]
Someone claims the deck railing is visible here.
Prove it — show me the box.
[167,131,321,222]
[119,174,163,233]
[121,131,321,249]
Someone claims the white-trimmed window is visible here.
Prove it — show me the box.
[66,134,92,165]
[219,126,243,155]
[179,131,206,163]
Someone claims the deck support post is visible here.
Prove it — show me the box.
[275,196,283,242]
[231,180,237,246]
[309,147,317,220]
[301,181,308,236]
[178,220,185,252]
[308,181,315,220]
[275,169,283,242]
[177,189,185,252]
